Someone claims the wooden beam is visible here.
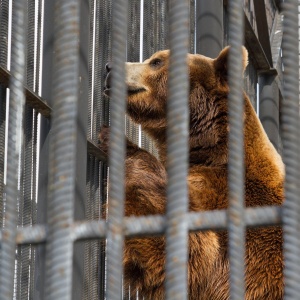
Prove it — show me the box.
[253,0,273,67]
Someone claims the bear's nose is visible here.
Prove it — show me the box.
[105,62,112,73]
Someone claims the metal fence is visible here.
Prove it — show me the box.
[0,0,298,299]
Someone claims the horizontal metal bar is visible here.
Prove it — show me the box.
[0,65,52,118]
[189,206,282,231]
[72,206,282,241]
[12,206,282,245]
[72,220,106,240]
[16,225,47,244]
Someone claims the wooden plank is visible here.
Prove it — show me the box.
[244,13,272,71]
[0,66,52,118]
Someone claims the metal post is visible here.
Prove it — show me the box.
[282,0,300,298]
[0,0,9,228]
[196,0,223,57]
[72,0,89,299]
[227,0,245,299]
[105,0,128,298]
[165,1,189,299]
[44,0,81,299]
[34,0,55,297]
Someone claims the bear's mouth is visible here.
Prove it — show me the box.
[127,86,146,95]
[104,87,146,97]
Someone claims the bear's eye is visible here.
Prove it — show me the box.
[150,58,163,68]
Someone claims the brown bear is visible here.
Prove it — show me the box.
[99,47,284,300]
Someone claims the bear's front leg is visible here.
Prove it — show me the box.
[123,147,167,299]
[98,124,140,156]
[98,125,167,299]
[98,125,167,217]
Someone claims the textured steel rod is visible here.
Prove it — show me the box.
[105,0,128,299]
[72,206,281,241]
[44,0,80,299]
[16,224,47,244]
[227,0,245,299]
[74,220,106,241]
[282,0,300,298]
[0,0,26,299]
[165,1,189,299]
[0,0,9,231]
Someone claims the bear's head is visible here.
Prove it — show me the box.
[107,47,247,165]
[121,47,247,134]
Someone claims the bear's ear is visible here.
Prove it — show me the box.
[214,46,248,80]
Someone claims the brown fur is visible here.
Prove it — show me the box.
[99,47,284,299]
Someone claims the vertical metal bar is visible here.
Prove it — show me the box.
[34,0,42,95]
[83,156,92,300]
[105,0,127,299]
[196,0,223,57]
[0,0,9,228]
[34,1,53,297]
[72,1,89,299]
[83,156,101,300]
[84,2,105,298]
[141,0,157,152]
[44,0,81,299]
[99,162,108,300]
[189,0,196,54]
[142,0,167,154]
[126,0,141,146]
[143,0,155,59]
[0,0,9,67]
[90,0,111,140]
[84,0,111,298]
[282,0,300,298]
[127,0,140,63]
[84,5,99,294]
[165,1,189,299]
[69,4,89,300]
[1,0,26,299]
[227,0,245,299]
[0,86,5,228]
[88,0,95,140]
[16,1,38,298]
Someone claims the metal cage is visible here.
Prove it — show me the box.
[0,0,299,299]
